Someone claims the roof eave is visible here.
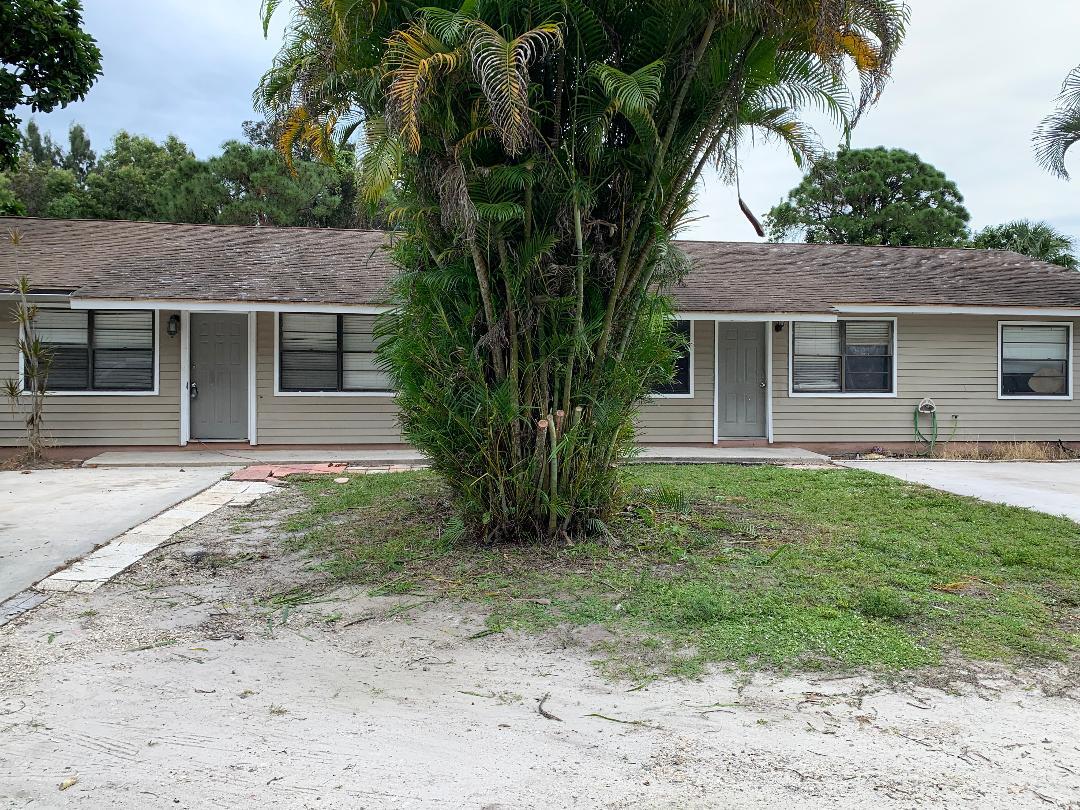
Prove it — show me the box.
[832,304,1080,317]
[68,296,392,314]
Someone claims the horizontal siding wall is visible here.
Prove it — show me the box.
[255,312,402,444]
[0,302,181,447]
[636,320,714,443]
[772,314,1080,442]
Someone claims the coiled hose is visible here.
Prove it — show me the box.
[913,405,938,457]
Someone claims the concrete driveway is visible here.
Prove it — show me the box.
[0,466,237,602]
[841,461,1080,523]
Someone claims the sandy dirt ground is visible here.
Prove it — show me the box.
[1,486,1078,809]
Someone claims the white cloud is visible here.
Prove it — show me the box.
[28,0,284,157]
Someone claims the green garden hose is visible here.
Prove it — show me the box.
[913,405,938,457]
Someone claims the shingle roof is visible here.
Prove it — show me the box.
[2,216,1080,312]
[674,240,1080,312]
[0,217,395,305]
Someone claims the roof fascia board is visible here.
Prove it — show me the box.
[833,304,1080,317]
[69,298,392,314]
[674,311,837,322]
[0,292,74,302]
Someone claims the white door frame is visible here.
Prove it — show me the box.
[179,310,258,447]
[712,319,774,444]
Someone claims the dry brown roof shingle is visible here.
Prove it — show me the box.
[3,216,1080,312]
[0,217,395,305]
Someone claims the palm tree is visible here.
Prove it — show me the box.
[257,0,909,542]
[1034,65,1080,179]
[970,220,1077,270]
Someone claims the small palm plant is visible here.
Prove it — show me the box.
[3,230,51,463]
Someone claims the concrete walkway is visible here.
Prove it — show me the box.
[83,445,829,468]
[83,448,428,468]
[36,479,276,594]
[0,466,237,603]
[841,460,1080,523]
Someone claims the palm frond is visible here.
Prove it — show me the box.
[467,20,563,156]
[1035,64,1080,179]
[588,60,664,115]
[357,117,403,202]
[386,25,466,152]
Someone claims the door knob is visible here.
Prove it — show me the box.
[190,382,199,400]
[759,381,767,389]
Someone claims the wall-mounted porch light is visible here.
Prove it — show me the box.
[167,314,181,338]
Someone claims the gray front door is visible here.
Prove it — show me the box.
[190,313,248,440]
[716,322,767,438]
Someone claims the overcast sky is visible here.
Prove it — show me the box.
[25,1,1080,243]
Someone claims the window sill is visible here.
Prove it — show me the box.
[273,390,397,398]
[788,391,897,399]
[21,389,160,397]
[647,392,695,400]
[998,394,1073,401]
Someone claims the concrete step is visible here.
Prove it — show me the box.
[631,446,831,465]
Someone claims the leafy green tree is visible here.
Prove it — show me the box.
[1034,65,1080,179]
[2,120,365,227]
[970,220,1077,269]
[3,122,92,216]
[63,123,95,181]
[241,119,375,228]
[175,139,345,226]
[260,0,907,542]
[766,146,970,246]
[23,120,62,166]
[85,131,204,221]
[5,150,87,216]
[0,0,102,168]
[0,173,25,215]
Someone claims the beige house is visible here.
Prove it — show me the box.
[2,216,1079,452]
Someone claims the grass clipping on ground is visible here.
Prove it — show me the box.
[283,465,1080,679]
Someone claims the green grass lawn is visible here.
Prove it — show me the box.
[283,464,1080,678]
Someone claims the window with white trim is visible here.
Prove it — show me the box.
[278,313,391,393]
[792,320,894,394]
[29,308,155,392]
[652,320,692,396]
[1000,323,1070,397]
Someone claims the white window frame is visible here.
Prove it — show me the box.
[17,307,161,397]
[997,320,1074,401]
[272,311,395,398]
[649,319,695,399]
[788,317,898,399]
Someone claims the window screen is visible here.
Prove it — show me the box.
[792,320,893,394]
[652,320,692,396]
[1000,324,1070,397]
[30,309,155,392]
[92,311,155,390]
[279,313,391,393]
[34,308,89,390]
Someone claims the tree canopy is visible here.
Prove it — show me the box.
[0,120,374,227]
[1034,64,1080,179]
[260,0,908,542]
[970,220,1077,270]
[0,0,102,169]
[766,146,970,246]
